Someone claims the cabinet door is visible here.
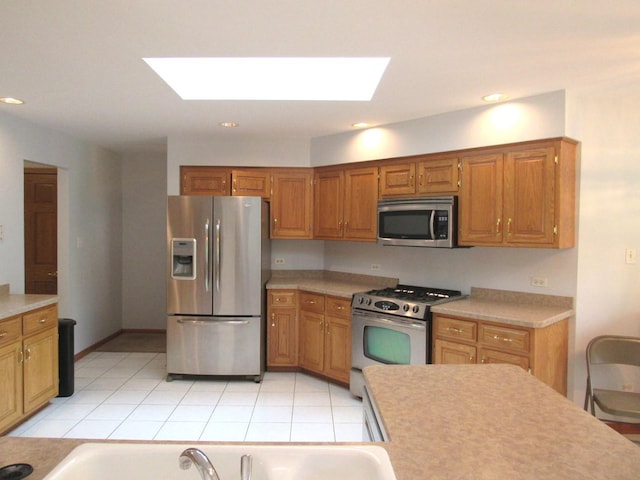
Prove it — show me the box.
[503,146,556,246]
[324,315,351,383]
[343,167,378,241]
[271,171,313,239]
[232,170,271,198]
[379,163,416,197]
[458,153,503,245]
[417,156,459,194]
[268,306,297,367]
[0,342,23,433]
[180,166,231,196]
[313,170,344,239]
[434,339,476,365]
[479,348,530,371]
[23,327,58,414]
[298,310,325,374]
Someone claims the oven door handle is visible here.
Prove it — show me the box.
[355,314,426,330]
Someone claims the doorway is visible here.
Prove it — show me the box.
[24,166,58,294]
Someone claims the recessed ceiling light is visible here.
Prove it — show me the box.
[219,122,239,128]
[352,122,371,128]
[482,93,508,103]
[143,57,390,101]
[0,97,25,105]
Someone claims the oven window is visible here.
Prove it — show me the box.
[363,326,411,364]
[379,210,431,239]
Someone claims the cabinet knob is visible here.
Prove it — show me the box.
[0,331,7,338]
[38,318,47,324]
[496,218,501,234]
[271,323,276,327]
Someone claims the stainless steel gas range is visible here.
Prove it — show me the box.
[350,284,463,397]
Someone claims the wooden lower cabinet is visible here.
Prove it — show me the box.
[0,304,59,434]
[433,313,568,395]
[267,290,298,368]
[298,291,351,384]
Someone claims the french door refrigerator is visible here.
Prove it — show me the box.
[166,195,270,381]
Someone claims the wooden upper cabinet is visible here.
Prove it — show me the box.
[271,170,313,239]
[231,169,271,198]
[458,138,576,248]
[181,166,231,196]
[417,156,459,194]
[458,152,504,245]
[314,166,378,241]
[379,162,416,196]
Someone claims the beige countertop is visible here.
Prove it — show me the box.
[0,284,58,319]
[431,286,574,328]
[267,270,397,298]
[364,364,640,479]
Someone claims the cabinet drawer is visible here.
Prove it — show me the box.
[269,290,296,307]
[326,296,351,319]
[23,305,58,336]
[480,324,530,354]
[299,292,325,313]
[480,348,530,370]
[435,316,477,342]
[0,317,21,347]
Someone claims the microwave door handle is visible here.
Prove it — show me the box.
[429,210,436,240]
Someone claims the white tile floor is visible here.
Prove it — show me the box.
[9,351,365,442]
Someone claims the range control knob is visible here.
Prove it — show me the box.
[365,297,372,306]
[358,297,365,305]
[403,304,410,312]
[413,305,420,314]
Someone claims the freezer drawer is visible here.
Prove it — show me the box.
[167,316,263,379]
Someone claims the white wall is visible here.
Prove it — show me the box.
[121,152,167,330]
[0,110,123,353]
[566,83,640,404]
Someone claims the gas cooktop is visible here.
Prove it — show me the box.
[352,284,463,320]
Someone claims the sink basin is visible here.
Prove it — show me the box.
[43,443,397,480]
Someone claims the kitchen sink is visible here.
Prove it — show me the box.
[43,443,397,480]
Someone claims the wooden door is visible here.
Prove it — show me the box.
[417,156,459,194]
[458,153,503,245]
[504,146,556,246]
[271,170,313,239]
[434,339,476,364]
[479,348,530,370]
[343,167,378,241]
[313,169,344,239]
[324,315,351,383]
[298,310,325,374]
[24,168,58,294]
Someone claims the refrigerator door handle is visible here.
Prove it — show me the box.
[176,318,250,325]
[204,219,210,292]
[215,218,221,293]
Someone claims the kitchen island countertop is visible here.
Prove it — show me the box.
[365,364,640,479]
[0,284,58,319]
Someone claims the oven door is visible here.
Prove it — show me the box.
[351,309,427,370]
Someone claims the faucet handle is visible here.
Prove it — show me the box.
[241,454,252,480]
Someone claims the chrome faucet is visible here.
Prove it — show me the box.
[179,448,220,480]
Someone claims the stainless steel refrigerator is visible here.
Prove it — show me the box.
[166,195,270,381]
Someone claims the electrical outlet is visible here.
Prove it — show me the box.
[274,258,285,265]
[625,248,637,264]
[530,276,548,287]
[371,264,380,271]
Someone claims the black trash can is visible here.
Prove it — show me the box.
[58,318,77,397]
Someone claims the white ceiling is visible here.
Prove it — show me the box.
[1,1,639,154]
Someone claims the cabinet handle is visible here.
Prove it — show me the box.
[233,178,237,193]
[271,323,276,327]
[0,331,7,338]
[507,218,512,234]
[446,327,463,334]
[493,335,513,343]
[481,356,485,363]
[18,349,24,364]
[335,305,345,310]
[308,300,316,305]
[418,174,423,186]
[496,218,501,234]
[271,313,275,320]
[39,318,47,324]
[469,355,474,361]
[25,348,31,361]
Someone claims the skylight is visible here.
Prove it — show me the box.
[143,57,390,101]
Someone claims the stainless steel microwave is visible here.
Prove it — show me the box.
[377,196,457,248]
